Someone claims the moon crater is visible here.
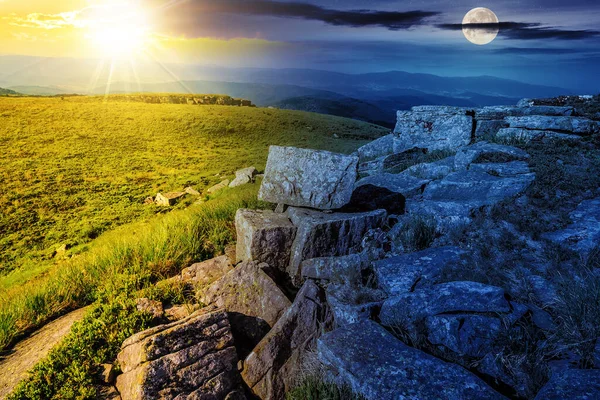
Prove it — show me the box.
[462,7,499,45]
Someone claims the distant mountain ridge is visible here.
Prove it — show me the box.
[0,87,19,95]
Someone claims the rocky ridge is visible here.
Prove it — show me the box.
[111,96,600,400]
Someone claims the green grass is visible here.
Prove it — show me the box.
[286,376,366,400]
[0,96,386,279]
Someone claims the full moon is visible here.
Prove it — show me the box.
[462,7,499,45]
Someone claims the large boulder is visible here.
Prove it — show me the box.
[373,246,468,296]
[242,280,332,400]
[116,309,244,400]
[394,106,474,153]
[506,116,599,135]
[180,255,233,287]
[287,207,387,285]
[258,146,358,210]
[379,281,510,330]
[198,261,292,354]
[155,192,187,206]
[454,142,530,171]
[318,320,505,400]
[300,253,370,284]
[235,209,297,272]
[542,197,600,256]
[355,134,394,162]
[535,369,600,400]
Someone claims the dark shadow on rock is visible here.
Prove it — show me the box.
[228,312,271,360]
[343,184,406,214]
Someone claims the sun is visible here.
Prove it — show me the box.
[86,2,152,58]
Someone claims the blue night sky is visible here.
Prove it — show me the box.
[152,0,600,91]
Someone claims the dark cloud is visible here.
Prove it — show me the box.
[437,22,600,40]
[180,0,440,30]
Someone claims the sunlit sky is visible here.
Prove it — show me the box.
[0,0,599,89]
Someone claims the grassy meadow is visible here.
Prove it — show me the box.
[0,95,386,354]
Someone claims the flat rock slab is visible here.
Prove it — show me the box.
[235,209,297,271]
[301,253,369,284]
[496,128,583,143]
[356,173,429,198]
[355,134,394,162]
[229,166,258,188]
[469,161,532,177]
[207,179,230,194]
[394,107,473,152]
[242,280,331,400]
[156,192,187,206]
[180,255,233,287]
[258,146,358,210]
[116,309,244,400]
[535,369,600,400]
[373,246,468,296]
[287,207,387,285]
[402,156,455,181]
[542,197,600,256]
[506,116,599,135]
[380,281,510,329]
[454,141,530,170]
[0,307,90,398]
[476,105,574,120]
[326,284,386,326]
[198,261,292,352]
[318,320,505,400]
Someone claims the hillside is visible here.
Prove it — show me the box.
[0,96,386,281]
[0,87,19,96]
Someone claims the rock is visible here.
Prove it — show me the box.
[426,314,502,357]
[535,369,600,399]
[542,197,600,257]
[496,128,583,143]
[163,304,203,322]
[207,180,230,194]
[469,161,532,177]
[135,298,163,320]
[155,192,187,206]
[476,105,574,120]
[318,320,504,400]
[101,363,116,384]
[242,280,332,400]
[380,281,510,329]
[258,146,358,210]
[144,196,155,205]
[287,207,387,285]
[474,120,509,140]
[373,246,468,296]
[198,261,292,353]
[181,255,233,287]
[344,184,406,214]
[394,107,474,153]
[355,173,429,199]
[235,209,297,272]
[401,156,455,181]
[454,142,530,171]
[300,253,369,284]
[357,148,428,177]
[355,134,394,162]
[116,309,243,400]
[506,116,599,135]
[184,186,201,196]
[229,166,258,188]
[326,284,386,326]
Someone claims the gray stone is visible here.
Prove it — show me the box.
[454,142,530,171]
[155,192,187,206]
[135,298,163,320]
[355,134,394,162]
[198,261,292,350]
[474,119,509,140]
[207,180,230,194]
[300,253,369,284]
[318,320,505,400]
[258,146,358,210]
[401,156,455,181]
[356,173,429,198]
[181,255,233,287]
[469,161,532,177]
[535,369,600,400]
[496,128,583,143]
[506,116,599,135]
[229,166,258,188]
[242,281,332,400]
[426,314,502,357]
[380,281,510,329]
[184,186,201,196]
[235,209,297,272]
[394,107,474,153]
[358,147,427,177]
[542,197,600,256]
[326,284,386,326]
[116,309,243,400]
[287,207,386,285]
[373,246,468,296]
[476,105,574,120]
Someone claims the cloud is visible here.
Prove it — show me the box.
[437,22,600,40]
[3,11,82,30]
[175,0,440,30]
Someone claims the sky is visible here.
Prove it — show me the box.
[0,0,599,90]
